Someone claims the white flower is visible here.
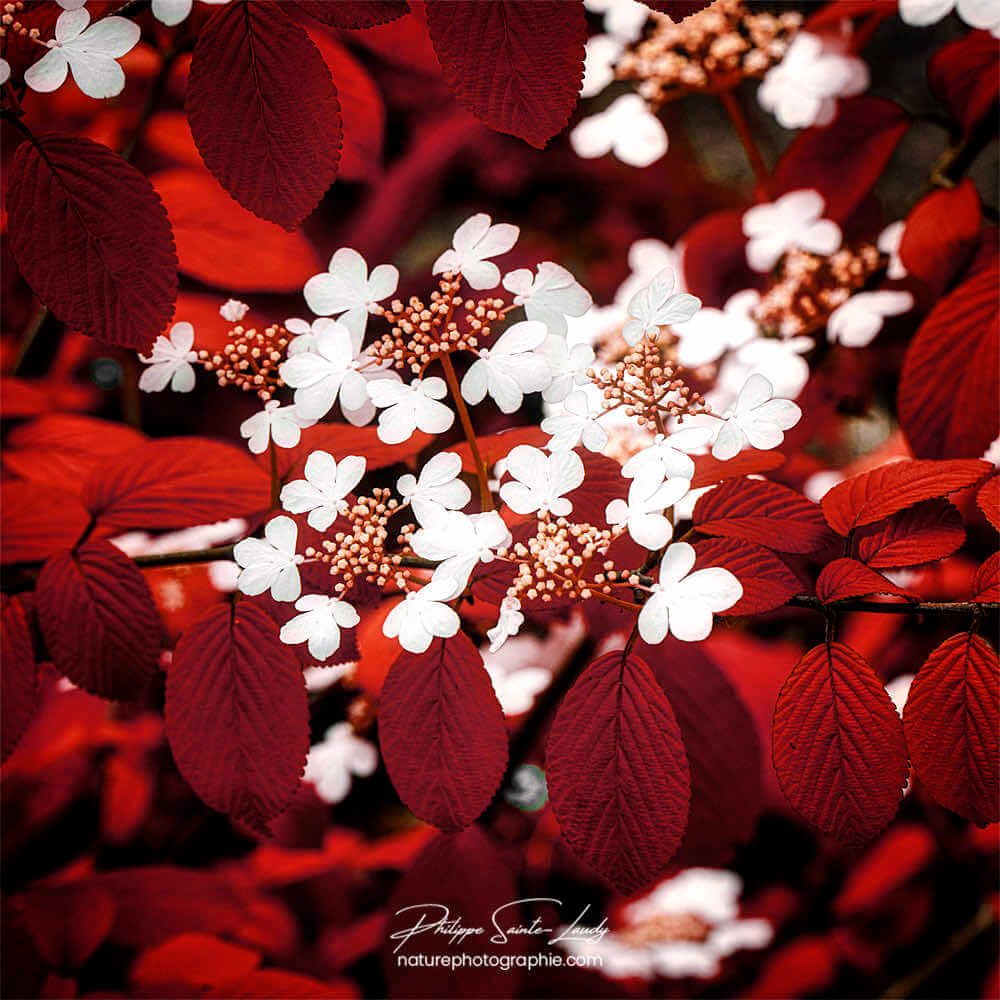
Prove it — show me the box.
[622,268,701,346]
[432,213,519,290]
[410,510,511,589]
[638,542,742,643]
[616,238,686,308]
[0,58,10,86]
[219,298,249,323]
[606,466,691,549]
[56,0,88,8]
[138,321,198,393]
[498,445,585,517]
[239,400,314,455]
[461,321,552,413]
[584,0,649,42]
[303,247,399,339]
[280,452,366,530]
[487,597,525,653]
[396,451,471,526]
[538,337,594,404]
[711,373,802,460]
[304,722,378,805]
[758,32,869,130]
[899,0,1000,34]
[570,94,668,168]
[541,390,608,453]
[233,516,303,603]
[502,262,593,337]
[368,377,454,444]
[674,289,760,368]
[622,426,714,481]
[827,290,914,348]
[485,659,551,716]
[877,221,907,279]
[24,8,140,99]
[581,34,623,97]
[382,576,463,654]
[279,594,360,661]
[713,336,813,404]
[742,190,842,273]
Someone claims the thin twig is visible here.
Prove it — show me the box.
[719,89,769,194]
[440,351,493,511]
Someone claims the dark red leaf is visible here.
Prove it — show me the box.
[642,1,712,17]
[816,558,917,603]
[379,633,507,830]
[693,478,833,553]
[424,0,586,148]
[566,450,623,525]
[899,267,1000,460]
[681,210,759,309]
[805,1,896,31]
[5,134,178,352]
[82,437,270,532]
[1,481,90,565]
[166,603,309,831]
[689,449,785,489]
[898,180,982,299]
[186,2,342,229]
[973,551,1000,601]
[20,884,116,969]
[977,475,1000,531]
[451,426,549,474]
[692,536,800,615]
[131,933,260,992]
[207,971,356,998]
[1,596,38,763]
[821,459,993,535]
[904,632,998,826]
[546,651,690,892]
[291,0,409,28]
[928,29,1000,137]
[35,541,161,701]
[771,97,910,223]
[855,499,965,568]
[772,642,908,844]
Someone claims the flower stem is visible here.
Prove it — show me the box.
[719,89,769,195]
[439,351,493,511]
[268,439,280,508]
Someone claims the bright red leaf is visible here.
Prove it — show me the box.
[977,476,1000,532]
[166,603,309,831]
[186,1,342,229]
[928,29,1000,136]
[974,552,1000,601]
[746,935,839,1000]
[35,541,161,702]
[131,933,260,992]
[378,633,507,830]
[689,449,785,489]
[1,481,90,565]
[1,596,38,763]
[855,499,965,568]
[772,642,908,844]
[904,632,999,826]
[424,0,586,148]
[546,651,691,892]
[816,558,917,603]
[692,536,801,615]
[291,0,409,28]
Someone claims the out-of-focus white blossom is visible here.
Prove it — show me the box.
[877,221,907,279]
[498,445,585,517]
[803,469,845,503]
[410,510,511,589]
[503,262,593,337]
[487,597,525,653]
[606,466,691,549]
[485,659,551,716]
[622,426,713,481]
[581,34,624,97]
[280,595,360,661]
[219,298,249,323]
[674,289,760,368]
[711,373,802,460]
[542,390,609,453]
[899,0,1000,35]
[0,59,11,86]
[571,94,669,168]
[616,239,686,307]
[138,322,198,393]
[151,0,229,26]
[623,268,701,345]
[305,722,378,804]
[827,290,914,348]
[280,452,366,530]
[584,0,650,41]
[433,213,519,290]
[461,321,552,413]
[304,247,399,339]
[233,516,303,603]
[713,336,813,405]
[382,576,463,654]
[368,377,454,444]
[239,400,315,455]
[397,451,471,526]
[743,189,842,273]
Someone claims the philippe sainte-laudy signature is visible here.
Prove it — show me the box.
[388,899,610,953]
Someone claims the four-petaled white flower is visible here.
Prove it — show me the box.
[538,337,594,404]
[742,189,842,273]
[638,542,743,643]
[541,390,608,453]
[502,262,593,337]
[25,8,141,99]
[410,510,511,589]
[396,451,470,526]
[233,516,303,603]
[827,290,914,348]
[240,400,315,455]
[711,373,802,460]
[899,0,1000,34]
[461,320,553,413]
[138,321,198,393]
[280,451,366,530]
[581,34,624,97]
[368,377,454,444]
[570,94,669,168]
[605,466,691,549]
[487,597,525,653]
[622,268,701,346]
[433,213,519,290]
[304,722,378,805]
[151,0,229,26]
[674,289,760,368]
[622,426,714,481]
[498,445,585,517]
[382,576,463,654]
[303,247,399,339]
[878,221,907,279]
[279,594,360,661]
[758,32,869,130]
[219,298,248,323]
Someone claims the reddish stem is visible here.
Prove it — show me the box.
[719,89,769,195]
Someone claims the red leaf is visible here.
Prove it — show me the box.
[378,634,507,830]
[152,168,322,292]
[1,481,89,565]
[821,459,992,535]
[546,651,691,892]
[102,750,156,844]
[898,180,982,299]
[35,541,161,701]
[1,596,38,763]
[974,552,1000,601]
[855,500,965,568]
[208,971,356,999]
[904,632,999,826]
[166,603,309,831]
[20,884,116,969]
[899,267,1000,460]
[689,449,785,489]
[977,475,1000,531]
[424,0,585,148]
[132,933,260,992]
[746,935,839,1000]
[186,2,342,229]
[772,642,908,844]
[771,97,910,223]
[451,426,549,474]
[816,558,917,603]
[5,135,177,352]
[681,210,759,309]
[692,536,800,615]
[928,29,1000,136]
[292,0,409,28]
[693,478,833,553]
[566,451,623,525]
[82,437,270,532]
